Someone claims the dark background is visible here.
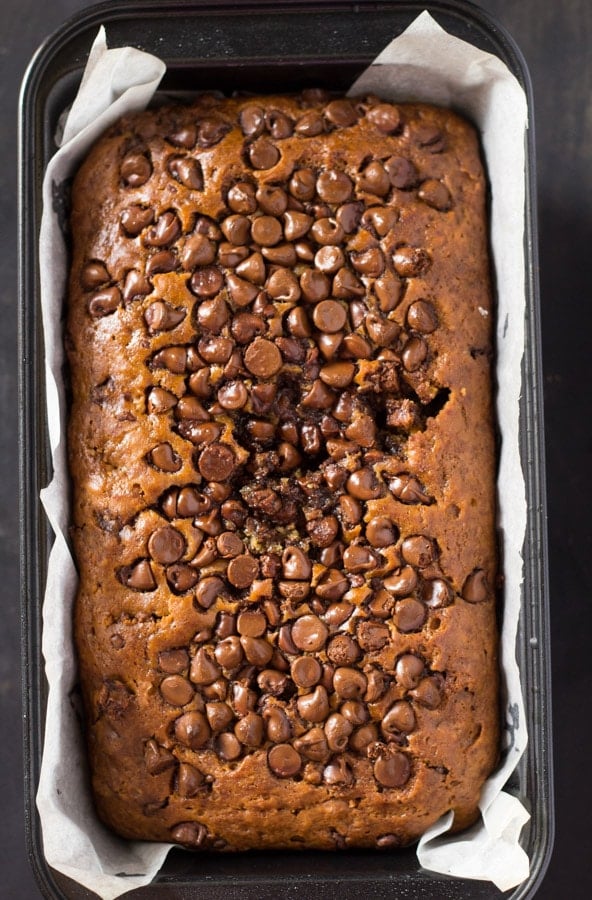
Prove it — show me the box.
[2,0,590,897]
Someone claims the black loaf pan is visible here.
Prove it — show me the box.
[18,0,553,897]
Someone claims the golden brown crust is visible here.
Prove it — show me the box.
[67,92,498,852]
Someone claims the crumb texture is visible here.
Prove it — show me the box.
[67,91,498,852]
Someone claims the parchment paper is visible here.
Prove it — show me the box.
[36,12,530,898]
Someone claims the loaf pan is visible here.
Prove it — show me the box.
[19,0,553,897]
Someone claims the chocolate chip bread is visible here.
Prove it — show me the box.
[67,91,499,852]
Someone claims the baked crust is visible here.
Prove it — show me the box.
[67,92,498,851]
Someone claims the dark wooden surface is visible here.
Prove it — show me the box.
[2,0,590,896]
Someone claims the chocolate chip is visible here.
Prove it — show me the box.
[167,124,197,148]
[81,260,110,290]
[409,675,443,708]
[215,636,244,669]
[311,217,345,246]
[248,138,280,169]
[414,124,445,151]
[268,744,302,777]
[358,161,390,196]
[160,674,194,706]
[315,246,345,275]
[189,648,221,686]
[198,443,235,481]
[351,247,385,277]
[237,610,266,637]
[374,751,411,787]
[297,684,330,722]
[215,732,242,760]
[118,559,155,591]
[343,544,378,572]
[366,516,398,548]
[123,269,151,303]
[392,246,431,278]
[422,578,453,609]
[121,204,154,236]
[407,299,438,334]
[148,526,186,564]
[300,269,330,302]
[190,266,224,298]
[241,635,274,666]
[390,474,432,505]
[280,212,311,244]
[333,667,367,700]
[174,710,211,748]
[365,313,400,347]
[152,346,187,374]
[293,727,330,762]
[312,300,347,334]
[326,634,360,665]
[323,757,353,785]
[166,562,198,593]
[227,181,257,214]
[171,822,208,848]
[366,103,401,134]
[346,467,381,500]
[316,170,354,203]
[177,763,205,798]
[121,151,152,187]
[219,240,249,267]
[159,648,189,674]
[240,105,265,137]
[146,250,177,277]
[244,337,282,378]
[394,598,427,632]
[257,669,288,696]
[194,575,224,609]
[316,569,348,602]
[462,568,490,603]
[385,156,418,189]
[291,615,328,653]
[144,739,176,774]
[333,268,364,299]
[341,332,372,359]
[168,156,203,190]
[382,701,415,739]
[323,600,352,627]
[325,712,353,752]
[226,274,259,307]
[227,554,259,588]
[282,547,312,581]
[401,535,437,568]
[362,206,398,237]
[219,215,249,247]
[144,300,185,333]
[88,287,122,318]
[234,711,264,747]
[198,118,230,147]
[383,566,418,597]
[266,268,301,302]
[264,707,292,743]
[256,184,288,216]
[401,336,428,372]
[289,168,316,201]
[324,99,359,127]
[418,178,452,211]
[291,656,322,688]
[144,210,181,247]
[266,109,293,139]
[395,653,424,689]
[295,110,325,136]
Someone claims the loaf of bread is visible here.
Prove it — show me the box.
[67,91,498,852]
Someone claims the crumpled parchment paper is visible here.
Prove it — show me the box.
[36,11,530,897]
